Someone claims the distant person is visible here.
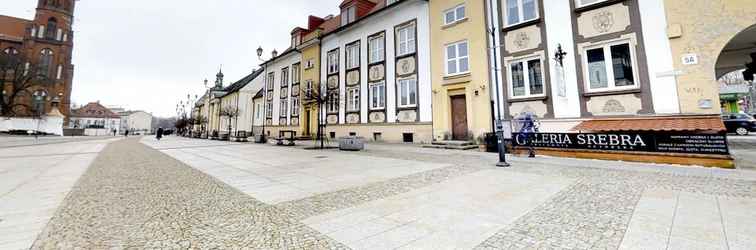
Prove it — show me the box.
[113,130,117,137]
[124,130,129,137]
[156,127,164,141]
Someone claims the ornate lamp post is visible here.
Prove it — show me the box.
[256,46,273,143]
[488,0,510,167]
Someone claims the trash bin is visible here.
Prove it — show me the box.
[339,136,365,151]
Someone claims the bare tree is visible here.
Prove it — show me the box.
[302,84,338,149]
[0,52,52,117]
[220,106,239,136]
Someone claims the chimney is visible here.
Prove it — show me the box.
[272,49,278,58]
[324,14,334,20]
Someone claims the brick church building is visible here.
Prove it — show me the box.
[0,0,76,119]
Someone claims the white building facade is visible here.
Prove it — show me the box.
[319,0,432,143]
[262,48,302,135]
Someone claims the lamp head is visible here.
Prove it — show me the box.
[257,46,263,58]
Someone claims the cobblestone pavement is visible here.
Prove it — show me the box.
[32,138,346,249]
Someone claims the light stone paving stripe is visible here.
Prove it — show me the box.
[32,138,347,249]
[0,139,114,250]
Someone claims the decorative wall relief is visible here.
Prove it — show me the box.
[279,118,287,125]
[577,4,630,38]
[369,65,385,81]
[397,110,417,123]
[346,113,360,124]
[280,88,288,98]
[602,99,626,113]
[267,92,273,100]
[369,112,386,123]
[291,85,300,96]
[508,101,548,118]
[291,118,299,126]
[504,25,542,54]
[266,119,272,126]
[327,114,338,124]
[327,76,339,89]
[396,57,416,76]
[346,70,360,86]
[587,94,640,116]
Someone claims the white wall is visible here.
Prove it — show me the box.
[237,72,265,132]
[127,111,152,132]
[639,0,680,114]
[543,0,582,118]
[0,116,64,136]
[320,0,431,124]
[265,51,301,126]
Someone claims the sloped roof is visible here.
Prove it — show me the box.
[70,102,120,119]
[571,115,726,133]
[220,68,264,97]
[0,15,30,42]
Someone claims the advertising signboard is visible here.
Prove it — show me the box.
[512,133,729,155]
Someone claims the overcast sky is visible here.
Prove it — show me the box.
[5,0,342,117]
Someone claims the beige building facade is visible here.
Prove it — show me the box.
[430,0,494,142]
[664,0,756,114]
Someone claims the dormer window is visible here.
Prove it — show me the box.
[291,34,301,47]
[341,6,356,26]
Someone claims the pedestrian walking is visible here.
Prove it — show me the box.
[124,130,129,137]
[156,127,164,141]
[113,129,117,137]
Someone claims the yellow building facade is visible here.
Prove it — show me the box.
[297,28,322,137]
[430,0,493,142]
[664,0,756,114]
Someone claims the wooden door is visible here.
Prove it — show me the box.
[450,95,468,140]
[304,109,311,136]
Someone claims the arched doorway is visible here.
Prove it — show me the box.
[715,24,756,114]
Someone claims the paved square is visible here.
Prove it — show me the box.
[0,136,754,249]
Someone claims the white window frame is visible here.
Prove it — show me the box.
[368,34,385,64]
[445,40,470,76]
[266,102,273,118]
[346,42,360,69]
[346,88,360,112]
[581,39,640,93]
[267,73,275,90]
[506,55,546,99]
[397,78,418,108]
[369,81,386,110]
[327,50,339,74]
[292,64,300,84]
[504,0,540,27]
[575,0,609,8]
[327,92,339,113]
[281,67,289,87]
[280,99,288,117]
[443,4,466,26]
[396,23,416,56]
[304,80,313,98]
[341,6,356,26]
[291,97,300,116]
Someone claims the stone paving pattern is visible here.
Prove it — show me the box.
[32,138,346,249]
[9,136,756,249]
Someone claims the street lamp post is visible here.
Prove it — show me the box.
[256,46,269,143]
[488,0,510,167]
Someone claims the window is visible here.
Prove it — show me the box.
[266,102,273,118]
[508,57,544,98]
[341,6,357,26]
[584,41,637,91]
[368,34,385,64]
[346,42,360,69]
[56,65,63,80]
[56,28,63,41]
[445,41,469,75]
[281,67,289,87]
[256,103,262,119]
[291,97,300,116]
[267,73,275,90]
[45,18,57,40]
[327,50,339,74]
[396,23,416,56]
[347,88,360,111]
[280,99,288,117]
[505,0,538,26]
[2,47,18,55]
[39,49,54,78]
[32,90,47,115]
[305,59,315,69]
[369,81,386,110]
[327,92,339,113]
[397,78,417,107]
[443,4,466,25]
[575,0,608,8]
[292,64,300,84]
[304,80,313,98]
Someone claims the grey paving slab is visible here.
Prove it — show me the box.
[32,138,346,249]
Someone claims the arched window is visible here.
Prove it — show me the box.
[2,47,18,55]
[45,18,57,40]
[39,49,54,78]
[32,90,47,115]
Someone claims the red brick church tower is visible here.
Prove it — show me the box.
[0,0,76,119]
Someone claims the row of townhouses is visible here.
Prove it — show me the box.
[192,0,755,167]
